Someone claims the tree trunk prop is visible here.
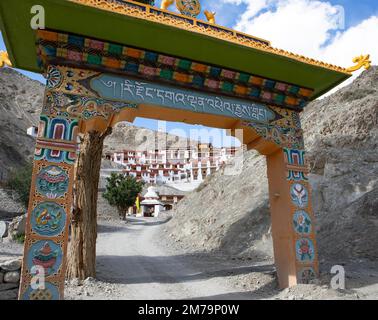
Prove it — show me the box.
[66,128,112,280]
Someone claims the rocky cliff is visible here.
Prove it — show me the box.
[164,67,378,263]
[0,68,44,177]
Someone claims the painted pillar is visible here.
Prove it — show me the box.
[266,147,318,288]
[18,96,79,298]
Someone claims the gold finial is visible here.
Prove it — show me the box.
[204,10,216,24]
[346,54,371,73]
[161,0,174,10]
[0,51,12,68]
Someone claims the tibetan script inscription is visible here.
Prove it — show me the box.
[90,74,277,123]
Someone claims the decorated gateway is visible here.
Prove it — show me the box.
[0,0,370,300]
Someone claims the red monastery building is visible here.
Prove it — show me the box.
[106,143,238,185]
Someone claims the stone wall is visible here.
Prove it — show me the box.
[0,257,22,300]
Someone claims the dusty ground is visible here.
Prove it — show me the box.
[63,216,378,300]
[1,216,377,300]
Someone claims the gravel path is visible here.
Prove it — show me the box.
[71,217,264,300]
[64,217,378,300]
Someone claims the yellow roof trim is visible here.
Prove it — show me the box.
[69,0,352,75]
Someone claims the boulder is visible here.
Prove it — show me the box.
[3,271,20,283]
[0,271,4,283]
[0,258,22,271]
[0,221,8,238]
[7,214,26,239]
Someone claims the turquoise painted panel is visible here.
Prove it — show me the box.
[22,282,60,300]
[90,74,276,123]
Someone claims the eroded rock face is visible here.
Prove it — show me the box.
[0,189,25,219]
[0,68,44,176]
[165,67,378,262]
[103,122,197,154]
[7,214,26,240]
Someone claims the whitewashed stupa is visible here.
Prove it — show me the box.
[139,186,163,217]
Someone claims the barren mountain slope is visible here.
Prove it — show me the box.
[164,67,378,262]
[0,68,194,176]
[0,68,44,175]
[103,122,196,154]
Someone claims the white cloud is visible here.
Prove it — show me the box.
[221,0,378,93]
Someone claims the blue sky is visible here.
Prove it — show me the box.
[1,0,377,147]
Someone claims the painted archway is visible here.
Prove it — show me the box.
[0,0,365,301]
[19,32,319,300]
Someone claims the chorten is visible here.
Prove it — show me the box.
[140,187,163,217]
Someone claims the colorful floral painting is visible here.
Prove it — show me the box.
[290,183,308,208]
[293,210,312,234]
[295,238,315,262]
[31,202,66,237]
[36,166,69,199]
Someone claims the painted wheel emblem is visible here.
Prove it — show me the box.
[47,66,63,89]
[176,0,201,17]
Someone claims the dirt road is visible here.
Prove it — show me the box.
[64,217,378,300]
[91,217,266,300]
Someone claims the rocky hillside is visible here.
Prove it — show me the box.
[0,68,44,177]
[164,67,378,263]
[103,122,196,154]
[0,68,193,178]
[1,66,377,264]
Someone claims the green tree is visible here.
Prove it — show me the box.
[6,162,33,208]
[103,173,144,220]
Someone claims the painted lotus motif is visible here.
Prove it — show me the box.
[31,202,66,237]
[295,238,315,262]
[293,210,312,234]
[36,166,69,199]
[27,240,62,276]
[290,183,308,208]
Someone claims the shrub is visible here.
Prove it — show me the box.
[103,173,144,220]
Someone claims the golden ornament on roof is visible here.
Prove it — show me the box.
[176,0,201,18]
[0,51,12,68]
[346,54,372,73]
[204,10,216,24]
[160,0,174,10]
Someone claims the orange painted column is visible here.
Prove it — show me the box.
[266,147,318,288]
[18,66,80,300]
